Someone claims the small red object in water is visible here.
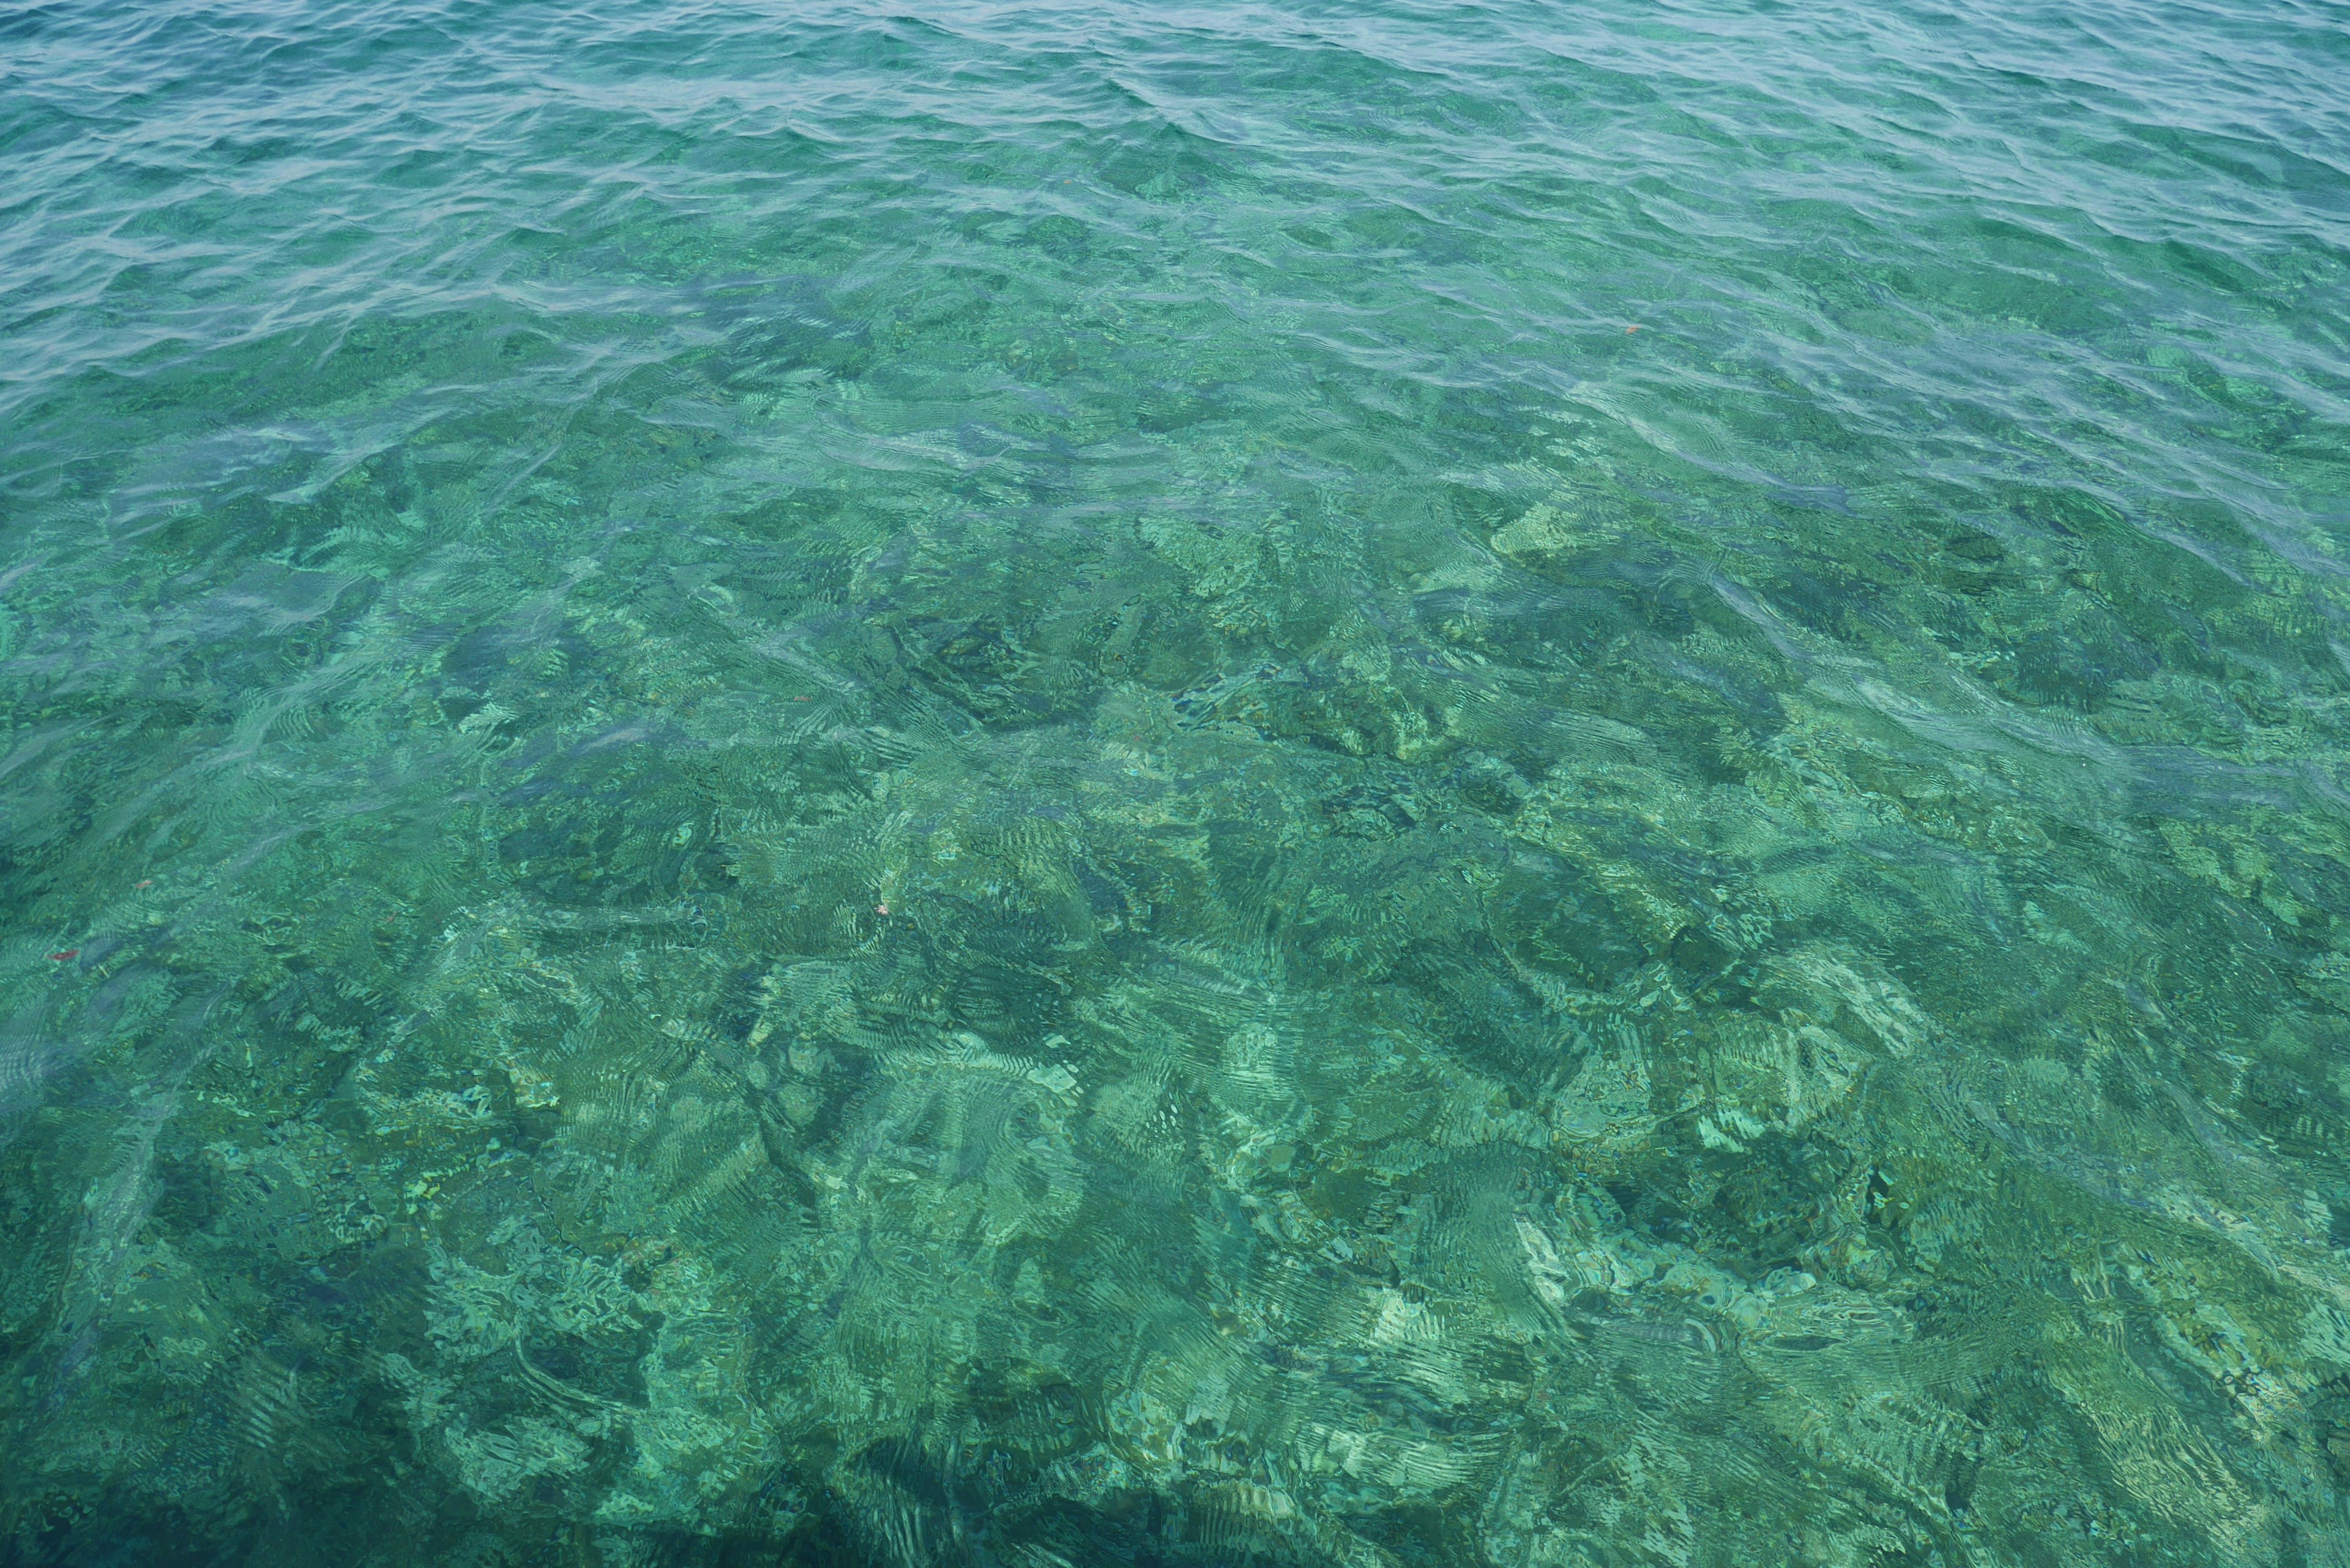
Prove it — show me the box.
[136,879,153,889]
[1626,324,1640,334]
[49,949,78,961]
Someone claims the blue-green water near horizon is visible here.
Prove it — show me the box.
[4,0,2349,1561]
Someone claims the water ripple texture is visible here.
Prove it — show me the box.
[4,0,2350,1563]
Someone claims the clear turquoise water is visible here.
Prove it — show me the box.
[4,0,2349,1562]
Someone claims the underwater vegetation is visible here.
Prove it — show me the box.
[4,0,2350,1564]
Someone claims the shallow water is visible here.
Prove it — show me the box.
[4,0,2349,1562]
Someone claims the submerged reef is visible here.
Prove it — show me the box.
[6,398,2349,1566]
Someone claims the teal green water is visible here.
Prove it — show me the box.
[4,0,2349,1562]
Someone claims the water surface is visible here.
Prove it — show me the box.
[4,0,2350,1562]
